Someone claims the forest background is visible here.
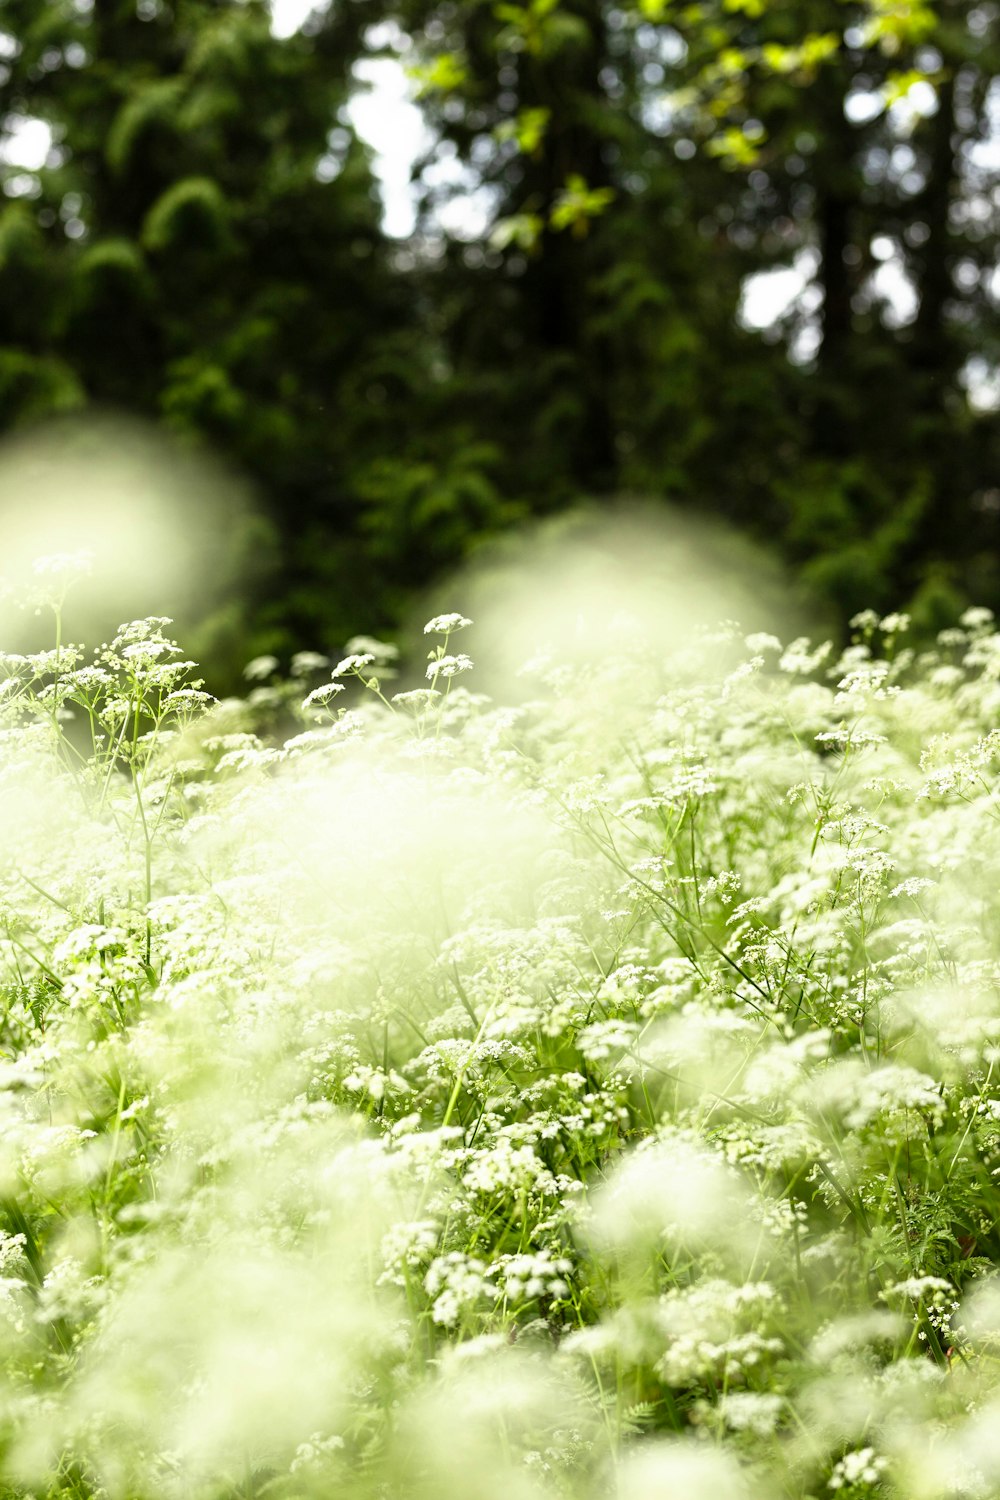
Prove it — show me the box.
[1,0,998,683]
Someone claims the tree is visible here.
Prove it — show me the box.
[374,0,785,516]
[687,0,1000,614]
[367,0,1000,622]
[0,0,416,660]
[4,0,998,664]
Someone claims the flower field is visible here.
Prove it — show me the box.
[3,559,1000,1498]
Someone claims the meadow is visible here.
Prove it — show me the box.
[2,552,1000,1499]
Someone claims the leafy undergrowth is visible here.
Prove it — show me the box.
[2,562,1000,1498]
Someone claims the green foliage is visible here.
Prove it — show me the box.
[0,350,84,423]
[141,176,233,254]
[1,0,1000,667]
[105,79,187,175]
[381,0,1000,630]
[0,0,439,657]
[357,443,517,567]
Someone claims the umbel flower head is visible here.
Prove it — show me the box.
[424,613,472,635]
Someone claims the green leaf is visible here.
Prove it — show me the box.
[106,80,185,175]
[549,175,616,236]
[489,211,545,251]
[407,52,469,96]
[141,178,233,255]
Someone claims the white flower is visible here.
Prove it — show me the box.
[423,613,472,635]
[302,682,346,710]
[715,1391,785,1435]
[779,637,833,674]
[889,877,935,899]
[426,653,473,681]
[331,653,376,678]
[881,1275,954,1304]
[121,639,178,661]
[391,689,441,711]
[424,1253,496,1326]
[243,654,279,682]
[828,1446,888,1491]
[960,606,995,630]
[488,1248,573,1304]
[290,651,330,677]
[744,632,782,654]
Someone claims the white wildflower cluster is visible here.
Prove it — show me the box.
[828,1446,889,1492]
[291,650,331,676]
[426,652,474,681]
[490,1248,573,1304]
[378,1219,441,1287]
[653,1279,784,1387]
[4,570,1000,1500]
[576,1017,639,1062]
[460,1135,566,1200]
[289,1433,346,1475]
[425,1251,497,1326]
[807,1061,947,1138]
[424,614,472,635]
[332,651,376,677]
[780,636,833,674]
[713,1390,785,1436]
